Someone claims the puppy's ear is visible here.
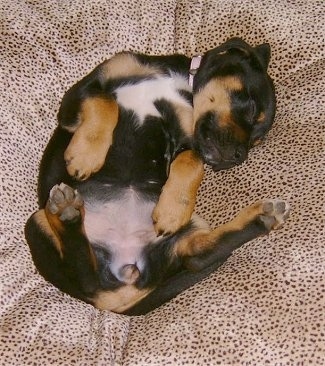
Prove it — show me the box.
[254,43,271,70]
[222,37,251,54]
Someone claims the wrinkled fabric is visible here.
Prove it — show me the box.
[1,0,324,364]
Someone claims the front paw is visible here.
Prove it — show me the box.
[64,135,107,181]
[152,190,195,236]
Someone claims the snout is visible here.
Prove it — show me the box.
[199,144,247,171]
[194,118,248,171]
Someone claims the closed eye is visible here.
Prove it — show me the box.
[231,90,256,126]
[247,99,256,124]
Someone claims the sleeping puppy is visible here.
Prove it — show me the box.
[192,38,276,170]
[25,38,288,315]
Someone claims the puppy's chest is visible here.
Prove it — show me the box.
[115,74,190,124]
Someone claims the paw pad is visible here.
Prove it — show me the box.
[260,199,290,230]
[47,183,83,222]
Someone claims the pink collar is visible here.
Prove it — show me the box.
[189,55,202,88]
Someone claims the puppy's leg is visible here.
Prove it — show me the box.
[25,183,99,300]
[152,150,204,235]
[174,199,290,271]
[63,96,119,180]
[152,99,202,235]
[60,53,160,181]
[125,199,290,315]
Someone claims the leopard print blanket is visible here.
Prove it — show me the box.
[1,0,324,364]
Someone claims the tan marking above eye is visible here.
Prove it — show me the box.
[220,75,243,91]
[193,76,248,142]
[193,76,243,126]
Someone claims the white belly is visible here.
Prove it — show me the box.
[83,188,157,282]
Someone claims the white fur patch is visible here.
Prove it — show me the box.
[115,73,191,125]
[83,189,157,282]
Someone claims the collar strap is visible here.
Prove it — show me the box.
[189,55,202,88]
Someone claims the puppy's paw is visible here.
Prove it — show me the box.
[46,183,83,223]
[152,191,194,236]
[64,135,107,181]
[258,199,291,231]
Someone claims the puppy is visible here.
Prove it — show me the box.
[193,38,276,170]
[25,38,287,315]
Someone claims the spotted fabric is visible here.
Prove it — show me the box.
[1,0,324,365]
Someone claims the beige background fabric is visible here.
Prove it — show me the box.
[1,0,324,365]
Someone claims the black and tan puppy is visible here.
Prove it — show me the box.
[25,38,287,315]
[193,38,276,170]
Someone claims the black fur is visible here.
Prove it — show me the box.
[25,38,278,315]
[193,38,276,170]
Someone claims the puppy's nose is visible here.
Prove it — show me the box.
[118,264,140,285]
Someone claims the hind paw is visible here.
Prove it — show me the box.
[46,183,83,222]
[258,199,291,231]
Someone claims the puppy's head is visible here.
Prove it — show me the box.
[193,38,276,171]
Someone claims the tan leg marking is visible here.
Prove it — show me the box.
[152,150,204,235]
[193,76,247,141]
[100,52,160,80]
[64,97,119,180]
[44,184,98,270]
[93,286,153,313]
[33,210,63,258]
[173,200,290,258]
[173,202,263,257]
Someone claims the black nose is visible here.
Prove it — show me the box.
[194,114,249,170]
[203,145,248,171]
[233,145,246,163]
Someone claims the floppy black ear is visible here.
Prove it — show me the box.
[254,43,271,70]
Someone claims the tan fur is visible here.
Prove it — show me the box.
[257,112,266,123]
[253,139,263,146]
[34,210,63,258]
[152,150,204,234]
[100,52,160,80]
[173,201,265,257]
[193,76,247,141]
[172,102,194,135]
[93,286,153,312]
[64,97,119,180]
[43,201,98,269]
[193,76,242,123]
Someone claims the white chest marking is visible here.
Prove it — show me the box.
[115,74,191,125]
